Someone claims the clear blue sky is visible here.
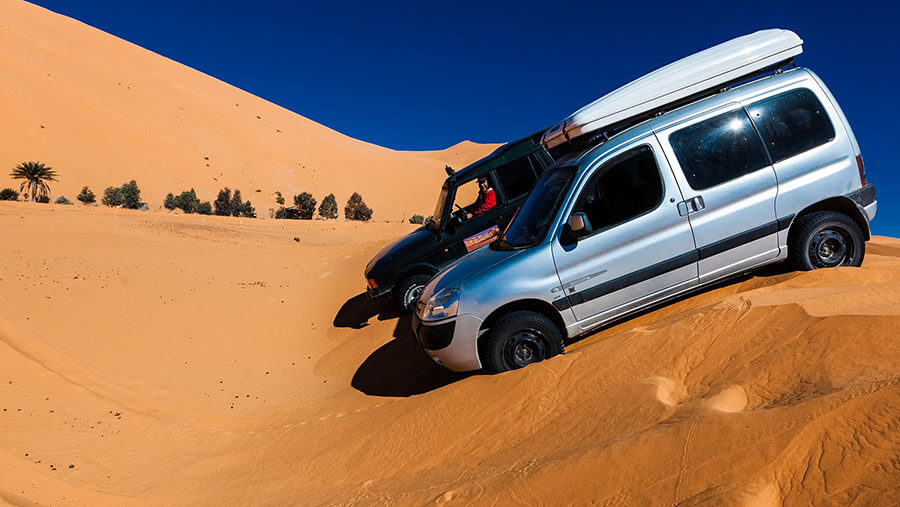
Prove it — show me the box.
[30,0,899,236]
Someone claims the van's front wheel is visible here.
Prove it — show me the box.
[481,311,564,373]
[790,211,865,270]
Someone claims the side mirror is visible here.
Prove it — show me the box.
[569,212,592,236]
[561,213,591,246]
[568,213,587,234]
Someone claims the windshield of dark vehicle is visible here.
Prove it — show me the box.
[495,168,574,249]
[429,187,449,230]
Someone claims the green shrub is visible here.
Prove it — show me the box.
[55,196,73,205]
[101,186,123,207]
[197,201,212,215]
[212,187,254,217]
[293,192,316,219]
[174,189,200,213]
[231,189,243,216]
[77,186,95,205]
[344,192,373,221]
[164,193,176,210]
[36,194,50,203]
[409,214,425,224]
[101,181,143,209]
[274,207,289,219]
[275,191,285,206]
[120,180,142,209]
[318,193,338,219]
[214,187,232,216]
[0,188,18,201]
[235,200,255,218]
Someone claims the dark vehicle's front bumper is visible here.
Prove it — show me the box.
[365,284,390,301]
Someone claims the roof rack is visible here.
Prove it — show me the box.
[547,57,798,160]
[543,29,804,158]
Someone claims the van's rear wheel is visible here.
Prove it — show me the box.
[481,311,564,373]
[396,274,432,314]
[790,211,865,271]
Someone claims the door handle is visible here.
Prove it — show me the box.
[677,196,705,216]
[691,195,705,211]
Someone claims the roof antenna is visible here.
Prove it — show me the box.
[445,165,455,176]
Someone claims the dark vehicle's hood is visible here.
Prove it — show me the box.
[365,226,434,278]
[426,242,524,297]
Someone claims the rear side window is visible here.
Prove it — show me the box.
[495,155,541,201]
[573,145,663,232]
[747,88,836,163]
[670,109,769,190]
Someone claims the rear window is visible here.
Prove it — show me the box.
[495,155,541,201]
[670,109,770,190]
[747,88,836,163]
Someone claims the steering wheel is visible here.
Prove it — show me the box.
[450,207,466,225]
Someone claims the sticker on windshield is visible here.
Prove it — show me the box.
[464,225,500,252]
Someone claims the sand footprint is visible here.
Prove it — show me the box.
[645,376,688,407]
[706,385,748,413]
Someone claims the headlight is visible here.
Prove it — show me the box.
[419,288,460,321]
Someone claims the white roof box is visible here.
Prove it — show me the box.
[543,29,803,150]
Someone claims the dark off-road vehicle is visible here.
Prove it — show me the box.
[364,131,552,311]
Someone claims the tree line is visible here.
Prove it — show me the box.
[2,160,375,221]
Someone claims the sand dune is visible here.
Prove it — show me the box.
[2,1,899,503]
[1,201,899,504]
[0,0,497,220]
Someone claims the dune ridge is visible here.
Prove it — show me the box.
[0,0,498,220]
[1,202,899,504]
[2,1,899,503]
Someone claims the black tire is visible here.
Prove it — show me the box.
[395,273,432,314]
[481,311,564,373]
[790,211,865,271]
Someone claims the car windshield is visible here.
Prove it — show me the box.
[429,187,449,231]
[494,167,575,250]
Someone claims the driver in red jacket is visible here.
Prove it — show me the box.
[466,176,496,219]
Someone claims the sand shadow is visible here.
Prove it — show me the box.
[333,292,471,396]
[333,292,401,329]
[350,314,472,397]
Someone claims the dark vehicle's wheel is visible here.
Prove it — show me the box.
[790,211,865,271]
[396,273,432,314]
[481,311,564,373]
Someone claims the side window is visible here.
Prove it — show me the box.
[670,109,769,190]
[747,88,836,163]
[495,155,540,201]
[572,145,663,232]
[451,173,499,217]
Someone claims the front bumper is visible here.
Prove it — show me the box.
[365,283,390,301]
[411,312,484,372]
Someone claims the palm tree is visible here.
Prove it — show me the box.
[10,161,58,202]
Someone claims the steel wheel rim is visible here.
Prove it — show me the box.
[504,330,545,368]
[809,227,851,268]
[404,284,425,309]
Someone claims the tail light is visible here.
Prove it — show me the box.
[367,278,378,290]
[856,154,867,186]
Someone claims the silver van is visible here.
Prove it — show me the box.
[412,63,876,372]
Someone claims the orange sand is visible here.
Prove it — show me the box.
[2,1,900,504]
[0,1,497,221]
[1,202,899,504]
